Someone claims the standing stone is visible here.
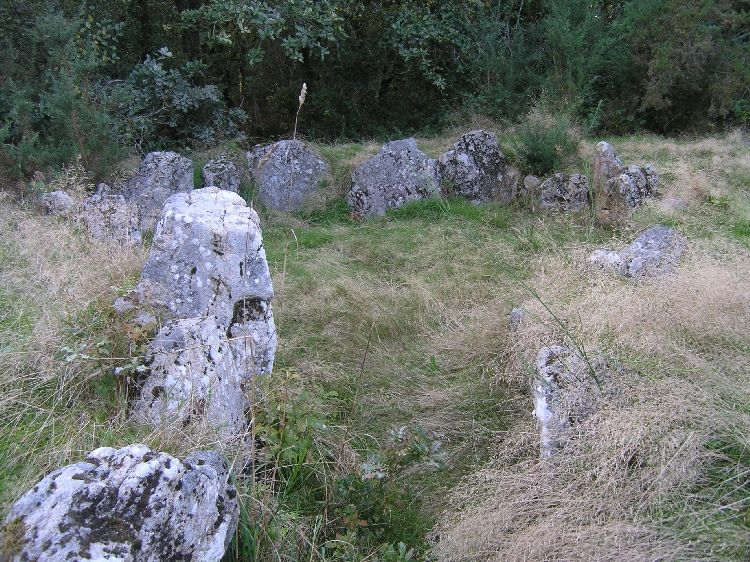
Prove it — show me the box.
[348,138,440,216]
[132,318,247,437]
[39,190,74,216]
[79,193,142,245]
[589,225,686,278]
[539,172,590,212]
[2,445,238,562]
[437,130,513,204]
[593,141,659,224]
[120,151,194,233]
[246,140,330,212]
[532,346,615,458]
[203,156,241,193]
[132,187,276,335]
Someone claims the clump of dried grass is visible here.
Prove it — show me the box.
[431,230,750,559]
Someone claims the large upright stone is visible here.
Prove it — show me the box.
[203,156,240,193]
[589,225,686,278]
[120,151,194,232]
[348,138,440,216]
[532,346,616,458]
[539,172,590,212]
[2,445,238,562]
[593,141,658,224]
[437,130,514,204]
[133,187,275,333]
[246,140,330,212]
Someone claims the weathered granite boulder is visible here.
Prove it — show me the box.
[348,138,440,216]
[40,190,74,216]
[246,140,329,212]
[2,444,238,562]
[120,151,194,232]
[132,318,246,436]
[203,156,240,193]
[593,141,659,224]
[532,346,616,458]
[130,187,276,337]
[437,130,514,204]
[79,193,142,245]
[589,225,686,278]
[539,172,590,212]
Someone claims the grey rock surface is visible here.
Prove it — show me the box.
[539,172,590,212]
[40,190,74,216]
[589,225,686,278]
[120,151,194,232]
[133,318,247,437]
[509,307,524,332]
[132,187,276,338]
[593,141,659,224]
[532,346,615,458]
[437,130,513,204]
[3,444,238,562]
[79,193,142,245]
[348,138,440,216]
[247,140,329,212]
[203,156,240,193]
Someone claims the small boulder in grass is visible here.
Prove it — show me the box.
[593,141,659,224]
[589,225,687,278]
[39,190,74,216]
[2,444,238,562]
[539,172,590,212]
[202,156,240,193]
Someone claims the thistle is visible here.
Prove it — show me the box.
[293,82,307,141]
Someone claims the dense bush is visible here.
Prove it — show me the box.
[511,109,580,176]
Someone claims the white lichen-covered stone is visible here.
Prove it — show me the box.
[246,140,330,212]
[133,318,247,436]
[589,225,686,278]
[79,192,142,245]
[120,151,194,232]
[203,156,240,193]
[532,346,615,458]
[348,138,440,216]
[2,445,238,562]
[40,190,74,216]
[437,130,513,204]
[133,187,276,335]
[539,172,590,212]
[593,141,659,224]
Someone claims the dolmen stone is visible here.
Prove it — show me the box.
[2,444,238,562]
[203,156,240,193]
[593,141,658,224]
[246,140,330,212]
[120,151,194,233]
[122,187,276,437]
[79,191,142,245]
[348,138,440,216]
[589,224,686,278]
[532,346,616,458]
[39,190,74,216]
[539,172,590,212]
[437,130,514,204]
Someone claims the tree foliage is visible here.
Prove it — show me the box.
[1,0,748,177]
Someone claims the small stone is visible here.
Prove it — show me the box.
[509,307,524,332]
[2,445,238,562]
[246,140,329,212]
[79,193,142,245]
[39,190,74,216]
[539,172,590,212]
[203,157,240,193]
[589,225,686,278]
[348,138,440,216]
